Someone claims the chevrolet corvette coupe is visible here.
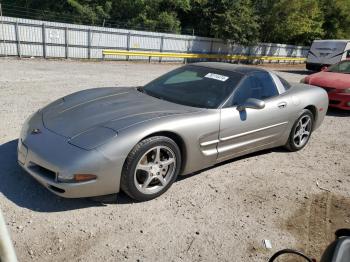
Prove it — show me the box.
[18,62,328,201]
[301,60,350,110]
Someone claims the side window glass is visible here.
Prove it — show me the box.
[231,72,279,106]
[232,76,256,105]
[338,61,350,72]
[254,72,279,99]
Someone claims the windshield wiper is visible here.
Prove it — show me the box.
[136,86,144,93]
[137,87,164,100]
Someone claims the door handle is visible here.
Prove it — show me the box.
[278,102,287,109]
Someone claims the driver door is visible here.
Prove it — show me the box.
[217,72,290,161]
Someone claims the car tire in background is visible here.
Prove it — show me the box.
[285,109,314,152]
[306,62,324,71]
[121,136,181,201]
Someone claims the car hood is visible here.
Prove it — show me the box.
[42,87,199,138]
[308,72,350,89]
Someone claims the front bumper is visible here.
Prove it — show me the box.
[18,112,123,198]
[328,92,350,110]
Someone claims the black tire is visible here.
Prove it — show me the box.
[121,136,181,201]
[285,109,314,152]
[306,63,323,71]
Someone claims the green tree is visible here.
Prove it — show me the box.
[1,0,112,25]
[109,0,189,33]
[261,0,324,45]
[211,0,259,44]
[251,0,275,41]
[6,0,350,45]
[180,0,259,44]
[320,0,350,39]
[67,0,112,24]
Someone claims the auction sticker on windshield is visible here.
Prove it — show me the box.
[204,73,229,81]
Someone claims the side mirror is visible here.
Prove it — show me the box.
[321,66,328,71]
[237,98,265,111]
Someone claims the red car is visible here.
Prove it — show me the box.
[301,60,350,110]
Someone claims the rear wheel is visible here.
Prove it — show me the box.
[285,109,314,151]
[121,136,181,201]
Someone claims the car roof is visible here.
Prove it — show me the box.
[191,62,268,75]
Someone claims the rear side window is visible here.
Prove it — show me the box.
[277,76,291,90]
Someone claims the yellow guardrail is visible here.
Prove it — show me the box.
[102,49,306,62]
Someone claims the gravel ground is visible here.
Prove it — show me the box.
[0,58,349,262]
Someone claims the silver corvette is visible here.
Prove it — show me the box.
[18,62,328,201]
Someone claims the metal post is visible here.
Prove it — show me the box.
[278,45,281,64]
[269,44,274,64]
[87,29,91,59]
[42,23,46,58]
[210,40,215,62]
[0,4,7,57]
[159,35,164,63]
[65,27,69,59]
[230,42,234,63]
[220,40,224,63]
[185,39,191,64]
[14,22,21,58]
[126,32,130,61]
[248,45,252,64]
[210,40,214,54]
[263,44,267,64]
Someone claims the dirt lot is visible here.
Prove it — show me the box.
[0,58,349,262]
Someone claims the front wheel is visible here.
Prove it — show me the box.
[121,136,181,201]
[285,109,314,151]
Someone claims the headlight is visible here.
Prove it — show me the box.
[20,110,41,139]
[68,126,117,150]
[20,118,30,140]
[57,173,97,183]
[342,88,350,93]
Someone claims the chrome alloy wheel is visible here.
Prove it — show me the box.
[134,146,176,195]
[293,115,312,148]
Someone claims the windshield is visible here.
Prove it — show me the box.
[327,61,350,74]
[143,65,243,109]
